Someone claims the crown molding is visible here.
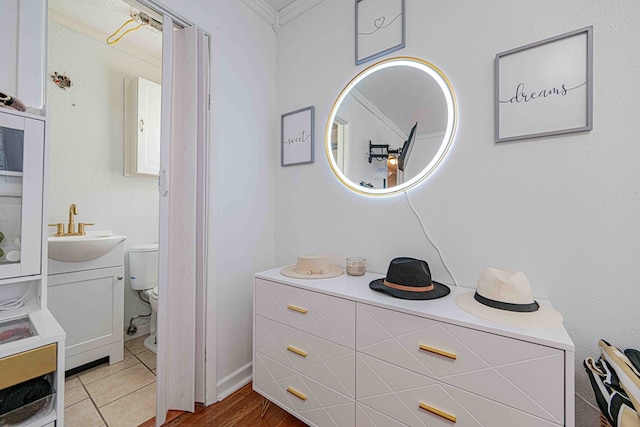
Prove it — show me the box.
[240,0,277,26]
[278,0,326,26]
[241,0,326,34]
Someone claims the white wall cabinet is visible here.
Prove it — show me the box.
[0,0,47,111]
[254,268,576,427]
[124,77,162,177]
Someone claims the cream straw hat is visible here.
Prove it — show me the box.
[280,255,344,279]
[456,267,563,329]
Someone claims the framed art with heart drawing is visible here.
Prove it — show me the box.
[355,0,405,65]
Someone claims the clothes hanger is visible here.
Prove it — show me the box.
[106,11,160,45]
[106,15,144,45]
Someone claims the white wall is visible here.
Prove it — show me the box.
[47,21,161,334]
[156,0,277,400]
[275,1,640,425]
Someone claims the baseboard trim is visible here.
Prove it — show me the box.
[216,361,252,401]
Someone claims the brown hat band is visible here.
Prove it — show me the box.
[383,280,434,293]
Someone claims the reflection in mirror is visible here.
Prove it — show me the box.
[326,57,457,195]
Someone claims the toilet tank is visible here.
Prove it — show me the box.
[129,243,159,291]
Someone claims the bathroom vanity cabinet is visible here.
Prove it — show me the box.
[254,268,575,427]
[48,242,125,371]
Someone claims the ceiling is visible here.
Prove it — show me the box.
[240,0,327,31]
[48,0,325,60]
[48,0,162,59]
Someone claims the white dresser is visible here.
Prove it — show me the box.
[254,268,575,427]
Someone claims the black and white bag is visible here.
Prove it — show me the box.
[584,340,640,427]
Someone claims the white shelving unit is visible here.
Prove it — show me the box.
[0,108,66,426]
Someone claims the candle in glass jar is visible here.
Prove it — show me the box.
[346,257,366,276]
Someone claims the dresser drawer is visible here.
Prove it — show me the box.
[255,315,355,398]
[255,278,355,348]
[356,353,561,427]
[356,403,406,427]
[254,352,355,427]
[0,344,57,389]
[356,303,565,424]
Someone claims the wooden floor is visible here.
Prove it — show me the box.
[139,382,307,427]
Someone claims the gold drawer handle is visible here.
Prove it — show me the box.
[419,344,457,360]
[287,387,307,401]
[287,305,308,314]
[419,402,456,423]
[286,345,308,358]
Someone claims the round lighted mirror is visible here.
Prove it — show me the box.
[325,57,457,195]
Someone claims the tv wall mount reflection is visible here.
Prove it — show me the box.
[367,122,417,172]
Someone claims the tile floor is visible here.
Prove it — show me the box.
[64,335,156,427]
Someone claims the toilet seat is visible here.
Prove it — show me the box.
[144,287,158,298]
[144,287,159,354]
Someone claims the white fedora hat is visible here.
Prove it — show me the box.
[280,254,344,279]
[456,267,563,329]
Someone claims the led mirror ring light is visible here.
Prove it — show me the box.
[325,57,458,196]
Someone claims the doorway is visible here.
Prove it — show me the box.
[46,0,208,425]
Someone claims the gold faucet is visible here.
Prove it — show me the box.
[68,203,78,234]
[48,203,94,236]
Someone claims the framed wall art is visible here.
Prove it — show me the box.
[355,0,405,65]
[281,106,314,167]
[495,26,593,143]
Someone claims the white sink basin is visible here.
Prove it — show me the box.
[48,233,127,262]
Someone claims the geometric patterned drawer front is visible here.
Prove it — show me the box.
[255,315,355,398]
[254,352,355,427]
[356,353,561,427]
[256,279,355,348]
[356,304,564,424]
[356,403,407,427]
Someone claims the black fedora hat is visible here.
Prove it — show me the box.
[369,257,450,300]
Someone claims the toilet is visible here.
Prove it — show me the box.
[129,243,159,353]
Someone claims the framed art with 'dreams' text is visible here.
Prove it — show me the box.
[495,26,593,143]
[355,0,405,65]
[281,106,314,167]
